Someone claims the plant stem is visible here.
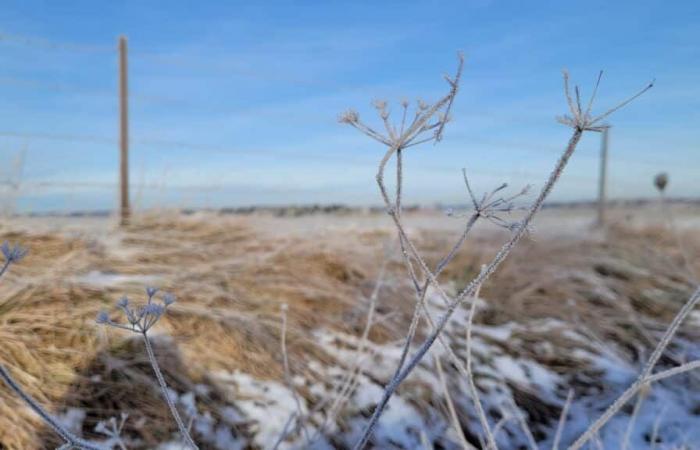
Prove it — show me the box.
[0,364,104,450]
[142,333,199,450]
[353,128,584,450]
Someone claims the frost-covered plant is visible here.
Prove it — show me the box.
[0,241,27,277]
[97,288,199,450]
[569,286,700,449]
[272,303,310,449]
[94,413,129,450]
[0,242,105,450]
[341,56,663,449]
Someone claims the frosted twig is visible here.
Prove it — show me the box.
[143,333,197,450]
[355,127,585,450]
[324,250,390,425]
[434,354,477,450]
[552,390,573,450]
[97,289,198,450]
[272,412,297,450]
[0,241,26,278]
[0,244,103,449]
[394,168,524,405]
[274,304,310,447]
[95,413,129,450]
[492,411,514,440]
[568,286,700,450]
[649,406,666,450]
[462,281,497,450]
[569,359,700,450]
[558,71,654,132]
[588,79,654,127]
[395,177,516,448]
[394,210,480,382]
[620,387,646,450]
[0,365,105,450]
[583,71,604,119]
[344,67,652,449]
[505,394,539,450]
[420,429,434,450]
[434,52,464,142]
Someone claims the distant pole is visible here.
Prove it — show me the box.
[118,35,130,226]
[596,126,609,227]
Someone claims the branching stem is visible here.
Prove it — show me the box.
[142,332,199,450]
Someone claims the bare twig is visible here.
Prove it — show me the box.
[620,387,646,450]
[274,304,311,447]
[143,333,198,450]
[552,390,574,450]
[568,286,700,450]
[434,354,477,450]
[97,289,199,449]
[0,365,105,450]
[505,394,539,450]
[342,64,653,450]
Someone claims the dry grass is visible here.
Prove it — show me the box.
[0,213,388,448]
[0,212,697,448]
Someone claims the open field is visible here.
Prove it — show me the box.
[0,204,699,449]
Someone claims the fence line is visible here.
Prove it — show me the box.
[0,29,692,215]
[0,30,343,88]
[0,129,683,171]
[0,31,114,53]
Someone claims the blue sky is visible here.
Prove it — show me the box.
[0,0,697,212]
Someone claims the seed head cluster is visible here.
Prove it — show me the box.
[97,287,175,334]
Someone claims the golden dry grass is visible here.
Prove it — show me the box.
[0,212,697,449]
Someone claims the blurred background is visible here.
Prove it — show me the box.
[0,0,698,216]
[1,2,700,449]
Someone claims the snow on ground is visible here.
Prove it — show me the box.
[72,270,162,288]
[22,209,697,449]
[190,290,700,449]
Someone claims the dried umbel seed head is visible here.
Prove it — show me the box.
[96,287,176,333]
[654,172,669,193]
[1,242,27,263]
[96,310,111,324]
[338,109,359,124]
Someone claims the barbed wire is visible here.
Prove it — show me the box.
[0,31,114,53]
[0,129,686,172]
[0,76,196,106]
[0,30,337,87]
[0,29,694,212]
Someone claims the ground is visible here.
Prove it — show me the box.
[0,203,698,449]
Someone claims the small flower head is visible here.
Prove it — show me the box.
[117,296,129,309]
[95,412,128,439]
[557,70,653,132]
[1,242,27,264]
[96,310,111,324]
[453,169,530,232]
[97,288,176,333]
[141,303,165,318]
[134,303,166,332]
[339,109,359,124]
[372,99,388,111]
[163,293,175,307]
